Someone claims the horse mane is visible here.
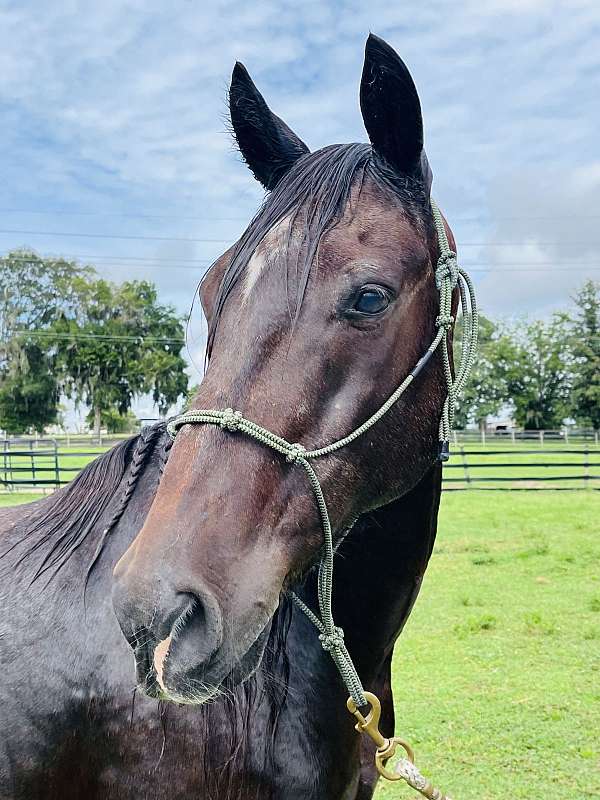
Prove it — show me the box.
[3,423,170,583]
[206,141,431,358]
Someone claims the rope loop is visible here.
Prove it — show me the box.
[285,442,306,464]
[435,313,454,330]
[319,626,345,652]
[220,408,243,432]
[435,250,458,289]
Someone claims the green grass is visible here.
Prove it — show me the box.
[375,491,600,799]
[0,492,41,507]
[0,488,598,797]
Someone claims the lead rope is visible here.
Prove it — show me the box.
[166,199,477,798]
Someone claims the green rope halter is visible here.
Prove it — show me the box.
[166,199,478,707]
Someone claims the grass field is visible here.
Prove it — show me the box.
[0,488,597,798]
[375,491,599,800]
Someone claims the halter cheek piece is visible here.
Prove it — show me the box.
[167,199,477,797]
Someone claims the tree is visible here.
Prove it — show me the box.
[0,250,92,434]
[0,342,59,433]
[0,249,92,359]
[453,314,510,430]
[504,315,573,430]
[569,280,600,430]
[52,279,188,435]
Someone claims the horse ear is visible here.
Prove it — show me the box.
[360,34,424,179]
[229,62,310,190]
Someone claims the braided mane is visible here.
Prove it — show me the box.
[2,423,171,583]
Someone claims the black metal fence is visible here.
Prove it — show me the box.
[443,447,600,490]
[1,439,598,492]
[1,439,105,487]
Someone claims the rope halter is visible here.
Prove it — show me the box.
[166,199,476,798]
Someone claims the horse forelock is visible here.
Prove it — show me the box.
[206,142,431,359]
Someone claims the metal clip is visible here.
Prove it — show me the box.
[346,692,415,781]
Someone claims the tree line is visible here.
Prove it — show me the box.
[454,280,599,431]
[0,250,188,435]
[1,249,598,435]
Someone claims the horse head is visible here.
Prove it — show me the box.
[112,35,457,704]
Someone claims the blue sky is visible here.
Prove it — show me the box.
[1,0,599,417]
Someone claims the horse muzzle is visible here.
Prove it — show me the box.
[112,564,229,702]
[112,552,278,704]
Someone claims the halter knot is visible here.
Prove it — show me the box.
[319,627,345,652]
[436,313,454,330]
[220,408,243,432]
[435,251,459,289]
[285,442,306,464]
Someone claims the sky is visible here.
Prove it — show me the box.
[1,0,599,421]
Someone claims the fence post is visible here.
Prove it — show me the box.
[460,446,471,487]
[584,447,589,489]
[54,441,60,488]
[1,440,8,488]
[539,430,544,446]
[564,428,569,444]
[481,428,486,446]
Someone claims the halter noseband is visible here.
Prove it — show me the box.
[166,199,477,797]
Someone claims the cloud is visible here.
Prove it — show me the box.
[476,162,600,316]
[1,0,599,414]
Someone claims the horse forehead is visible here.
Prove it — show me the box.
[325,204,427,265]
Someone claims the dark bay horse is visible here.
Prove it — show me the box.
[0,35,455,799]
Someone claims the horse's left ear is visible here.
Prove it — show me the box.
[360,34,425,180]
[229,62,310,190]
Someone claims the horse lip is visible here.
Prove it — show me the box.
[154,619,272,705]
[128,631,162,698]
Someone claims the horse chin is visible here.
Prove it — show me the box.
[138,623,272,706]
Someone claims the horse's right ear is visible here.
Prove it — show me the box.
[229,62,309,190]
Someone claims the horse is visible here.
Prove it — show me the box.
[0,34,462,799]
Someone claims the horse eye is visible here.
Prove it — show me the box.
[353,287,390,315]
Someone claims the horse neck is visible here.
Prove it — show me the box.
[330,463,442,685]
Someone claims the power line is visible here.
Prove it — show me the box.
[1,253,600,273]
[19,331,186,344]
[2,251,600,267]
[0,209,249,222]
[2,227,600,247]
[0,229,233,244]
[3,207,600,223]
[1,252,213,265]
[9,329,599,347]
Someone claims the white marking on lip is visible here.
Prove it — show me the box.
[153,636,172,692]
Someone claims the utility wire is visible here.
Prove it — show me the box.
[3,207,600,222]
[12,330,186,344]
[1,227,600,247]
[2,254,600,273]
[10,330,599,346]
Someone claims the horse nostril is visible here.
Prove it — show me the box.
[154,589,224,685]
